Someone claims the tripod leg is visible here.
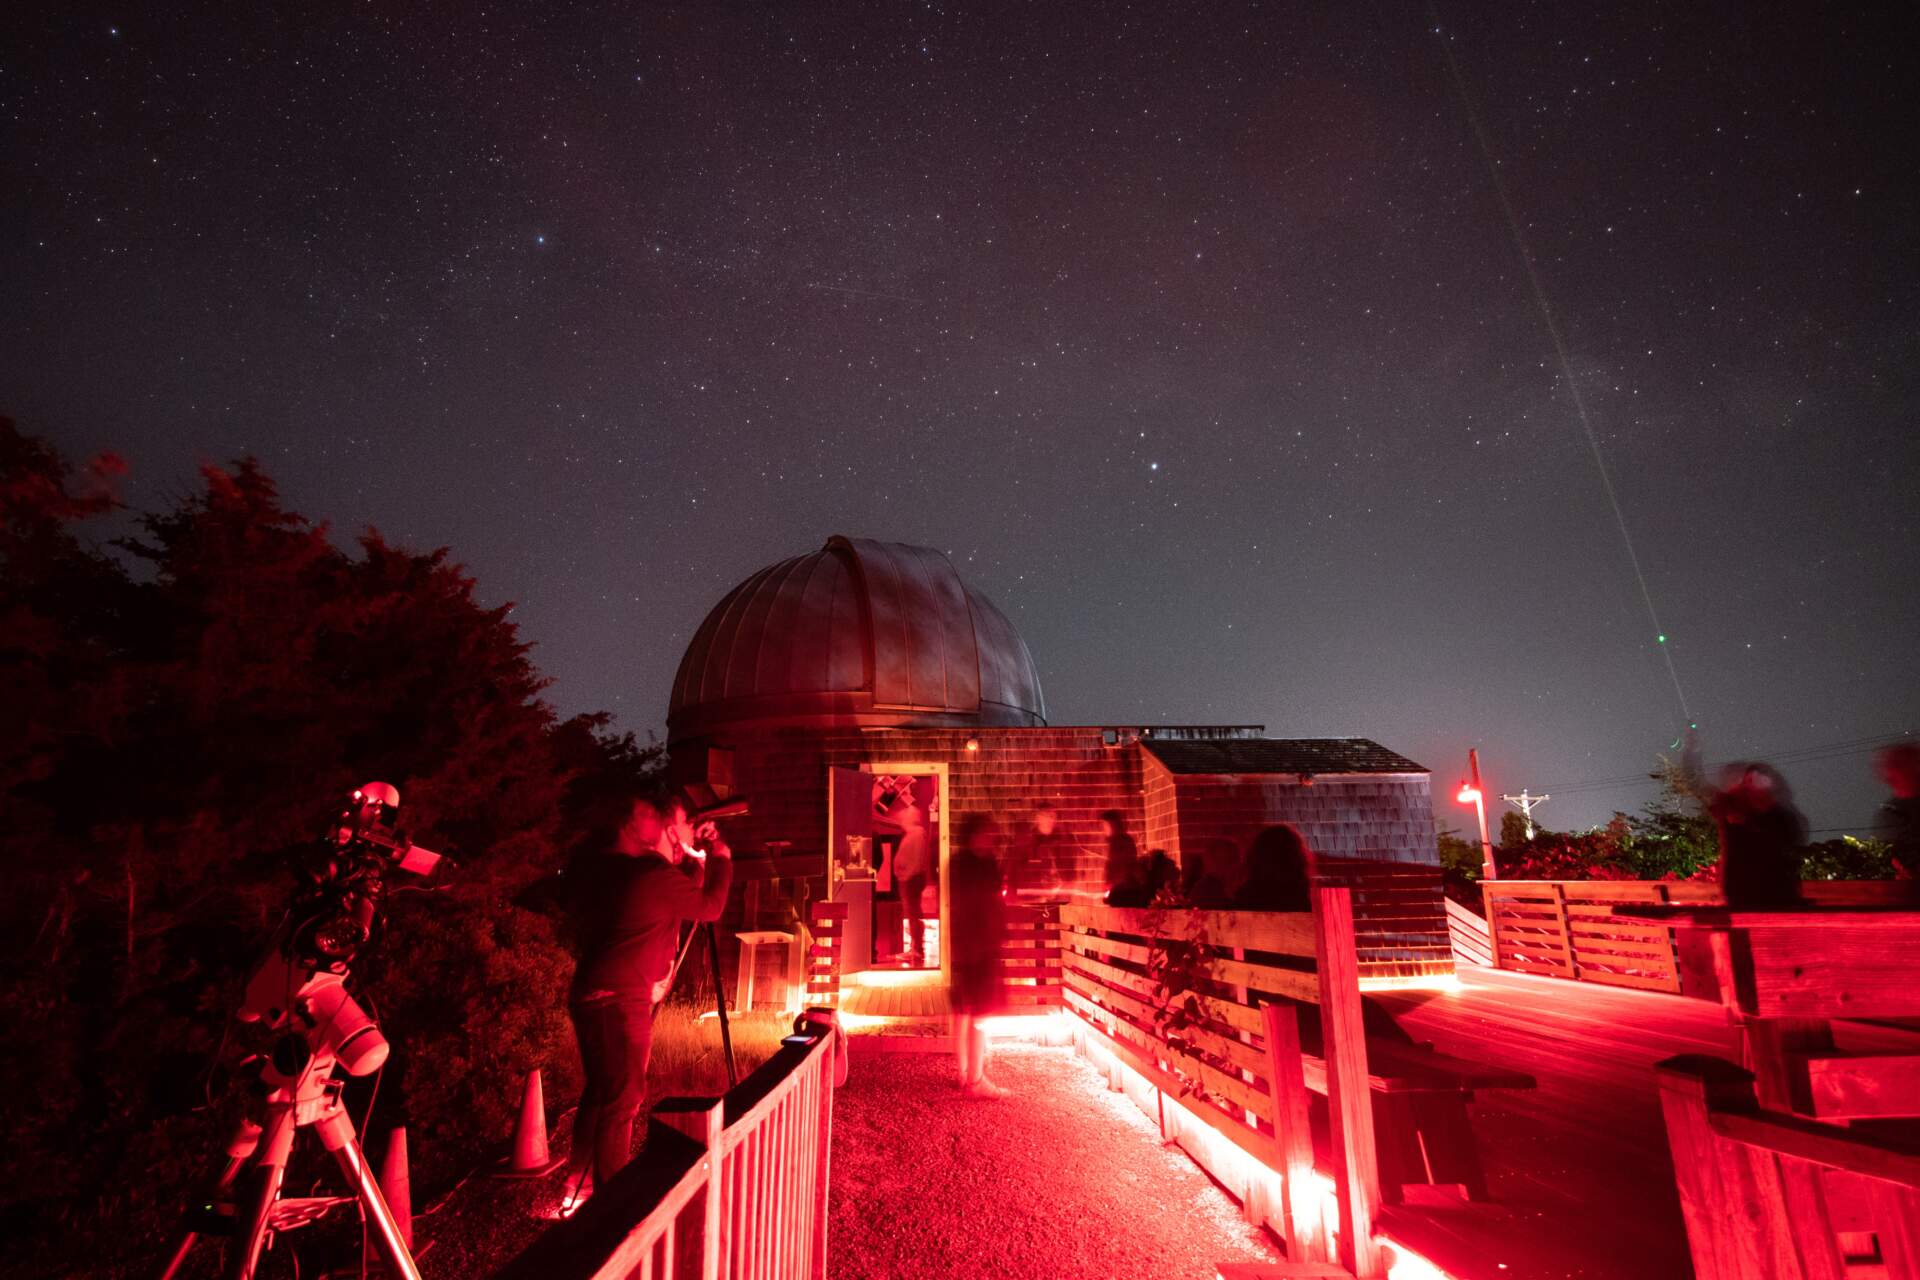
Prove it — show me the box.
[159,1139,254,1280]
[706,922,737,1086]
[315,1110,422,1280]
[226,1108,295,1280]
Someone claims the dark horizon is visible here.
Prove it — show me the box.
[7,2,1915,836]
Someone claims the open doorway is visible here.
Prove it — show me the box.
[827,762,948,974]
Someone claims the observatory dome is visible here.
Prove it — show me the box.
[667,536,1047,741]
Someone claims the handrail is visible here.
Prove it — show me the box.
[496,1025,840,1280]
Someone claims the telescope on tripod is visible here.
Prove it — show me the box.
[161,783,445,1280]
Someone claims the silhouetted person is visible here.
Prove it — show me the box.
[1709,763,1807,907]
[949,813,1009,1098]
[1876,744,1920,880]
[1008,802,1068,900]
[1233,824,1314,912]
[1182,837,1243,908]
[887,800,933,964]
[1101,809,1142,901]
[563,790,732,1201]
[1108,848,1175,908]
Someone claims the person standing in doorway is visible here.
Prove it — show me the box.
[890,799,933,965]
[949,812,1010,1098]
[562,790,733,1203]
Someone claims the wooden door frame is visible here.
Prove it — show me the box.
[838,760,950,979]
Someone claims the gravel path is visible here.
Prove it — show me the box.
[829,1042,1282,1279]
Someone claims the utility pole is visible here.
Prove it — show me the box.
[1501,789,1551,841]
[1455,749,1497,882]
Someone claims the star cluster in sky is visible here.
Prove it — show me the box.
[4,2,1916,832]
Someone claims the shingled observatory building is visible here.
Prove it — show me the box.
[668,535,1451,989]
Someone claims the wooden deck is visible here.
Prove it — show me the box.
[1364,965,1733,1277]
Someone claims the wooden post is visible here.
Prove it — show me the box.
[1481,882,1504,972]
[1550,882,1576,978]
[1313,886,1383,1278]
[654,1099,726,1280]
[1262,1001,1330,1265]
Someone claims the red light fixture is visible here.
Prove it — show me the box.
[1455,783,1479,805]
[965,738,979,753]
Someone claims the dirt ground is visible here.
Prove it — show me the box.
[828,1042,1282,1280]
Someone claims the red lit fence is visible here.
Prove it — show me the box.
[1060,889,1383,1277]
[497,1025,839,1280]
[1002,905,1062,1008]
[1482,879,1916,995]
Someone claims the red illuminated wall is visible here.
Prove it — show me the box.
[1139,754,1449,979]
[679,725,1450,982]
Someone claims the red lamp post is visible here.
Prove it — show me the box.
[1456,748,1497,882]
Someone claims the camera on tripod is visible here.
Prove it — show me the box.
[287,783,445,968]
[165,782,448,1280]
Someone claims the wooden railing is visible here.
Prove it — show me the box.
[497,1022,840,1280]
[1060,889,1383,1276]
[1648,904,1920,1280]
[1658,1055,1920,1279]
[1482,879,1916,994]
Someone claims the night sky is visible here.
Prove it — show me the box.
[6,3,1917,836]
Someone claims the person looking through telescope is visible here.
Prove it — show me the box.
[562,788,733,1203]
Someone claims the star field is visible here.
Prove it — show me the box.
[4,2,1916,832]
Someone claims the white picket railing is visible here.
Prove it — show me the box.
[497,1020,841,1280]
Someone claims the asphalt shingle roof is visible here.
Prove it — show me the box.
[1140,736,1427,776]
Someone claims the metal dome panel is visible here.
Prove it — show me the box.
[668,536,1046,740]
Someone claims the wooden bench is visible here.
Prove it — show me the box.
[1620,906,1920,1275]
[1061,893,1534,1276]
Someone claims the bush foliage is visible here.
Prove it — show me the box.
[0,421,659,1273]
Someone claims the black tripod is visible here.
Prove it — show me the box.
[684,919,737,1087]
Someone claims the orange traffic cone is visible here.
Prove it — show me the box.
[378,1127,414,1250]
[494,1068,564,1178]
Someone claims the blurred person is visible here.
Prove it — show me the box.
[1108,848,1176,908]
[888,799,933,965]
[562,789,733,1200]
[1709,763,1807,907]
[1100,809,1142,900]
[949,813,1010,1098]
[1008,801,1068,900]
[1875,743,1920,879]
[1233,824,1314,912]
[1182,837,1243,908]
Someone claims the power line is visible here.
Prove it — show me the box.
[1535,730,1913,795]
[1432,9,1691,725]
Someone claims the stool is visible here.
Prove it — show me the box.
[734,930,798,1014]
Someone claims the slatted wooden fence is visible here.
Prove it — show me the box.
[1445,897,1491,967]
[498,1023,839,1280]
[804,900,848,1009]
[1481,879,1915,994]
[1001,905,1062,1008]
[1060,889,1382,1276]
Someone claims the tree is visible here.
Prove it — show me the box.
[0,423,659,1276]
[1498,810,1537,851]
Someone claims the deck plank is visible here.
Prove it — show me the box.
[1370,965,1739,1278]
